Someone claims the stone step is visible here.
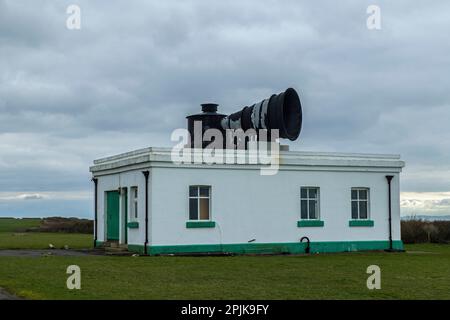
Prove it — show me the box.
[100,242,128,248]
[105,246,128,252]
[104,250,135,256]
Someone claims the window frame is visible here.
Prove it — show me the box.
[300,187,320,220]
[130,186,138,221]
[188,185,212,221]
[351,187,370,220]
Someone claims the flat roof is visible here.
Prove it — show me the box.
[90,146,405,175]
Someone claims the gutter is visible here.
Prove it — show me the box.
[92,177,98,248]
[385,175,394,251]
[142,171,150,255]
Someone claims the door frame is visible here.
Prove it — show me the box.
[105,190,120,241]
[121,188,128,244]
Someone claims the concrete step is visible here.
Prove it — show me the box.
[100,241,128,248]
[105,246,128,252]
[104,250,135,256]
[94,243,134,256]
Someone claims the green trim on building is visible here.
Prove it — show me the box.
[349,220,374,227]
[126,240,404,255]
[127,244,146,254]
[297,220,324,227]
[127,221,139,228]
[186,221,216,228]
[94,240,104,248]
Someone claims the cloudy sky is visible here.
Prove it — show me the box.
[0,1,449,218]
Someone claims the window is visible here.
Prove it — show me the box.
[130,187,138,220]
[300,187,320,220]
[189,186,211,220]
[351,188,370,219]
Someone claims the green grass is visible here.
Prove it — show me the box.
[0,244,449,300]
[0,218,41,232]
[0,217,92,249]
[0,232,92,249]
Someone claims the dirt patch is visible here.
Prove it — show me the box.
[406,250,439,255]
[0,249,93,257]
[0,287,22,300]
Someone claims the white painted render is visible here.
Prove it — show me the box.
[90,147,404,247]
[95,171,148,246]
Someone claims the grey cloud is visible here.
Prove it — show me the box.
[1,1,450,215]
[0,193,46,200]
[434,199,450,207]
[18,193,45,200]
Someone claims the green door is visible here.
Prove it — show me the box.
[106,191,120,241]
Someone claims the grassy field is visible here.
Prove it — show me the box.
[0,218,92,249]
[0,232,92,249]
[1,218,449,299]
[0,217,41,232]
[0,244,449,299]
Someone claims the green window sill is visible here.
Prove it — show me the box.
[127,221,139,228]
[349,220,374,227]
[297,220,324,227]
[186,221,216,228]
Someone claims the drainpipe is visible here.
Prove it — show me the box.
[142,171,149,255]
[385,175,394,251]
[92,177,98,248]
[300,236,310,254]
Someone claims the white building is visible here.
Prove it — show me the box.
[90,147,405,255]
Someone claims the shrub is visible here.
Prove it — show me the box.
[27,217,93,234]
[401,219,450,244]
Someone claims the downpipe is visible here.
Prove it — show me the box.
[92,178,98,248]
[142,171,150,255]
[385,175,404,252]
[300,236,310,254]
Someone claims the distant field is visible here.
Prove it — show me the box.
[0,218,41,232]
[0,232,92,249]
[0,244,449,300]
[0,218,92,249]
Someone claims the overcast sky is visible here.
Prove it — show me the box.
[1,1,449,218]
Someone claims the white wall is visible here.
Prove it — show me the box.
[149,167,401,246]
[95,166,401,247]
[96,170,149,245]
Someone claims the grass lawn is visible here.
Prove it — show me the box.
[0,232,92,250]
[0,243,449,299]
[0,218,92,249]
[0,217,41,232]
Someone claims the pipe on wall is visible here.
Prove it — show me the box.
[142,171,150,255]
[92,177,98,248]
[386,175,394,251]
[300,236,310,254]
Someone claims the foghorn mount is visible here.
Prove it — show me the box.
[186,88,303,148]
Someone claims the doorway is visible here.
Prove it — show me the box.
[106,190,120,241]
